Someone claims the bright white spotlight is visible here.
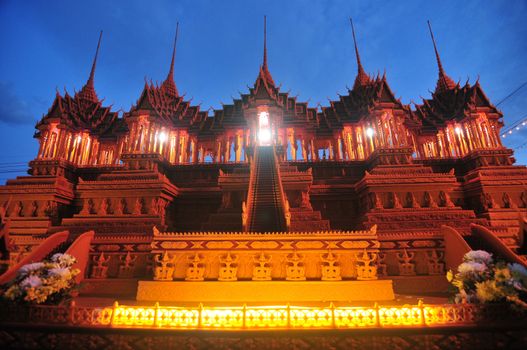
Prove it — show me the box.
[455,127,462,135]
[159,132,168,143]
[258,129,271,144]
[366,127,375,138]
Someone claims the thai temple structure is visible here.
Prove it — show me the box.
[0,18,526,348]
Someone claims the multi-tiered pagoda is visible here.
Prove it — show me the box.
[0,18,526,348]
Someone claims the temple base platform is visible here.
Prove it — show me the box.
[136,279,395,302]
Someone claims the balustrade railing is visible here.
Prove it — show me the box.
[0,301,483,330]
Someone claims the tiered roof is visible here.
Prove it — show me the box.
[320,19,413,132]
[412,22,503,134]
[34,20,502,142]
[36,32,119,137]
[199,16,318,135]
[129,23,206,129]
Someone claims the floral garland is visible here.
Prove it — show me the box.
[447,250,527,310]
[1,253,80,305]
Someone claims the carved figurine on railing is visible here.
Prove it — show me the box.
[321,250,341,281]
[406,192,420,208]
[90,252,110,279]
[242,201,248,230]
[439,191,455,208]
[300,191,313,210]
[0,198,11,219]
[521,191,527,208]
[153,251,175,281]
[502,193,517,209]
[114,198,125,215]
[133,198,144,215]
[150,198,159,215]
[30,201,38,217]
[185,254,205,281]
[481,193,498,211]
[377,252,388,277]
[396,249,416,276]
[284,199,291,229]
[390,192,402,209]
[355,250,378,280]
[43,200,57,217]
[99,198,109,216]
[285,251,306,281]
[221,192,232,210]
[424,191,438,208]
[80,198,93,215]
[218,252,238,281]
[426,250,445,275]
[12,201,23,217]
[369,192,383,210]
[118,251,137,278]
[252,252,272,281]
[157,198,167,225]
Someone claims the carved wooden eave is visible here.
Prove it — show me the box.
[413,80,503,134]
[129,82,200,128]
[326,76,412,126]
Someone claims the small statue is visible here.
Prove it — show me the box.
[300,191,313,210]
[12,201,23,217]
[406,192,420,208]
[150,198,159,215]
[521,191,527,208]
[424,192,438,208]
[391,192,402,209]
[439,191,455,208]
[30,201,38,217]
[370,192,383,210]
[133,198,144,215]
[99,198,109,216]
[481,193,497,211]
[502,193,516,209]
[115,198,124,215]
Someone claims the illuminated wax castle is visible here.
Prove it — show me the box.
[0,18,526,305]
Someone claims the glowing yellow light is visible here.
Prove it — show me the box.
[366,127,375,138]
[46,302,476,330]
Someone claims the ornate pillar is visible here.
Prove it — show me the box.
[310,139,316,161]
[288,131,296,161]
[337,137,343,160]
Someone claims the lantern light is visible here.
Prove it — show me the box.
[366,127,375,138]
[159,132,168,143]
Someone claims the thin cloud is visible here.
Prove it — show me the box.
[0,81,35,125]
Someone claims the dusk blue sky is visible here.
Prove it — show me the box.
[0,0,526,183]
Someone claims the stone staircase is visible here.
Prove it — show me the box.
[247,146,287,232]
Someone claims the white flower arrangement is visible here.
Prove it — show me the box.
[1,253,80,305]
[448,250,527,310]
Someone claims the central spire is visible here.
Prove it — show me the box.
[87,31,103,88]
[78,31,102,102]
[427,20,456,94]
[263,15,268,71]
[161,22,179,96]
[258,15,275,86]
[350,18,371,89]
